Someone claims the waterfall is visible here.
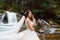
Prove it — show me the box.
[0,11,25,35]
[0,11,26,40]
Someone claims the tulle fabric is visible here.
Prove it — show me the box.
[21,18,40,40]
[20,29,40,40]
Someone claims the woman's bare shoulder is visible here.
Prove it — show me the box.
[25,18,30,22]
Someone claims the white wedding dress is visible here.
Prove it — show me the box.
[20,19,40,40]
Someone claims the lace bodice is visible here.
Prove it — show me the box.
[25,18,33,30]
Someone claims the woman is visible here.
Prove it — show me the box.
[22,10,40,40]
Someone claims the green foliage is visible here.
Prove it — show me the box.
[0,0,60,24]
[11,4,27,13]
[32,9,44,13]
[0,9,3,13]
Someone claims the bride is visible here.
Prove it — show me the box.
[21,10,40,40]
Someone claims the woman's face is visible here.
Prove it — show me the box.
[28,12,32,18]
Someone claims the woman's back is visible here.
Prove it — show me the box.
[25,18,33,30]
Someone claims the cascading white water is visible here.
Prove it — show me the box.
[0,11,25,35]
[0,11,26,40]
[6,11,17,24]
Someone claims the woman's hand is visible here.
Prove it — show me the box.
[31,15,37,26]
[31,15,35,20]
[30,27,34,31]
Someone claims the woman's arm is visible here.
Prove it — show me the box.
[27,20,34,31]
[31,15,37,26]
[33,19,37,26]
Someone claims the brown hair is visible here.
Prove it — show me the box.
[24,10,31,17]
